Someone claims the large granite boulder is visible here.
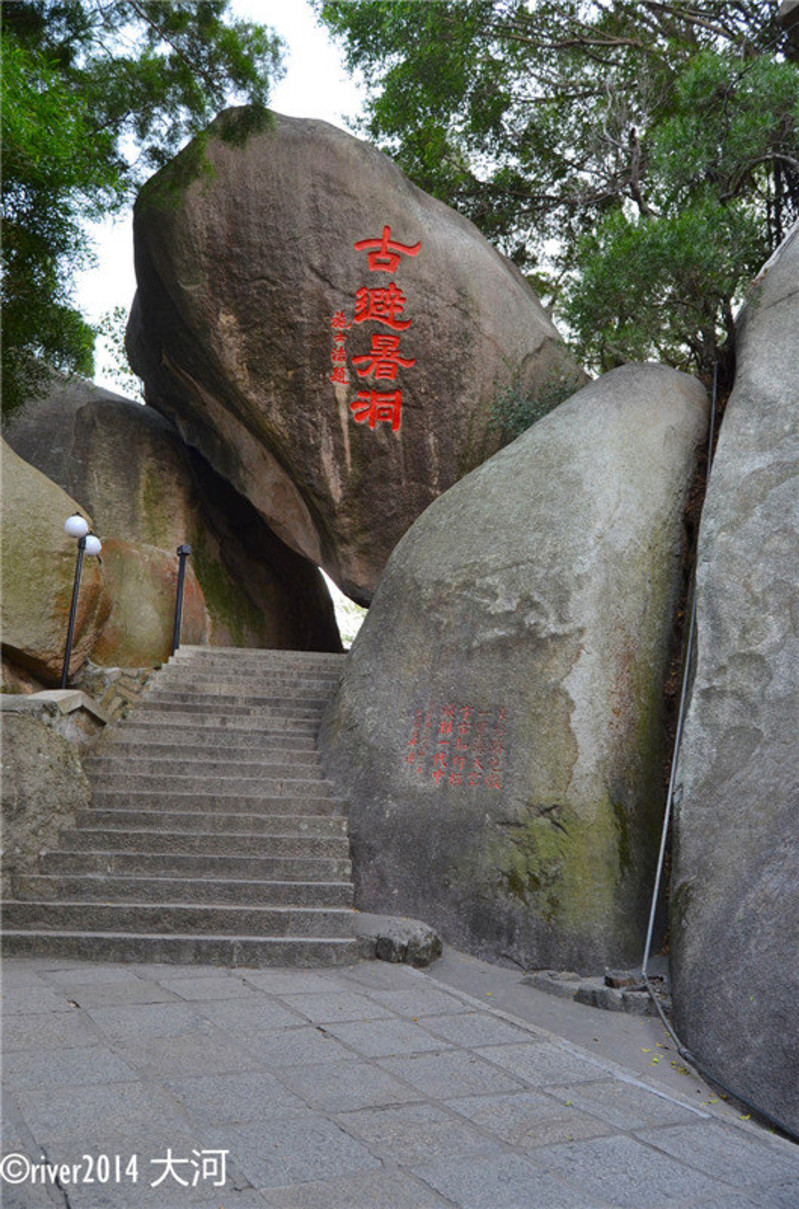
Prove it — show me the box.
[127,108,584,603]
[1,441,111,684]
[5,374,341,651]
[671,224,799,1133]
[90,539,210,667]
[320,364,708,971]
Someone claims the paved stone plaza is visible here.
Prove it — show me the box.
[2,952,797,1209]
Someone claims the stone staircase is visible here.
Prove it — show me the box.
[2,646,358,967]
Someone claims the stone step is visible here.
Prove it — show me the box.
[133,701,323,723]
[58,828,350,858]
[152,674,341,693]
[0,931,358,967]
[101,728,319,752]
[96,739,321,764]
[2,900,355,938]
[84,772,335,797]
[75,808,347,837]
[42,850,353,881]
[85,755,326,780]
[88,791,343,816]
[139,693,325,715]
[13,873,354,907]
[171,645,346,666]
[115,711,320,734]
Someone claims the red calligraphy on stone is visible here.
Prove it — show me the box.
[354,283,411,331]
[352,334,416,381]
[354,225,422,273]
[351,390,403,431]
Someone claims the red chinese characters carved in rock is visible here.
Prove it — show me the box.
[352,334,416,381]
[351,390,403,432]
[330,225,421,431]
[353,224,421,273]
[329,311,351,385]
[405,703,507,789]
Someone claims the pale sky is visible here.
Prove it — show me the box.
[76,0,365,378]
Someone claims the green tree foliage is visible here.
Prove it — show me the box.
[316,0,799,380]
[2,1,283,416]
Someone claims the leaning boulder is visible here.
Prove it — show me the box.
[320,364,708,971]
[1,441,111,684]
[89,539,210,667]
[5,374,342,652]
[127,108,584,603]
[671,224,799,1133]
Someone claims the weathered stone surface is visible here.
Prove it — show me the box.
[5,374,342,651]
[89,539,210,667]
[321,364,708,972]
[0,709,91,897]
[1,440,112,684]
[127,108,584,603]
[356,913,443,967]
[671,223,799,1134]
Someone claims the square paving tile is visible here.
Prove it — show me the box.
[54,980,180,1008]
[418,1011,535,1048]
[14,1081,184,1144]
[83,1001,209,1043]
[239,970,340,995]
[553,1077,704,1130]
[1,1011,100,1052]
[116,1029,261,1078]
[476,1040,609,1088]
[413,1152,600,1208]
[340,1102,499,1164]
[323,1017,453,1059]
[163,1070,306,1125]
[258,1168,452,1208]
[216,1116,382,1189]
[367,987,472,1019]
[157,974,256,1001]
[275,1060,420,1113]
[1,986,75,1014]
[280,991,395,1025]
[531,1133,734,1207]
[193,995,307,1033]
[636,1120,799,1186]
[3,1045,139,1091]
[379,1049,527,1099]
[447,1089,614,1149]
[242,1026,353,1069]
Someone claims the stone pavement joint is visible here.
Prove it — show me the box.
[1,954,797,1209]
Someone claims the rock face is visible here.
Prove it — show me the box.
[5,374,342,652]
[127,108,584,603]
[1,441,112,683]
[1,709,92,897]
[90,539,210,667]
[671,224,799,1133]
[320,364,708,971]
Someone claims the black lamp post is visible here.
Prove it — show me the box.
[171,544,192,656]
[61,513,102,689]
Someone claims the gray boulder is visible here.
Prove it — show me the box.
[127,108,584,603]
[5,374,341,652]
[671,223,799,1134]
[321,364,708,971]
[1,440,111,684]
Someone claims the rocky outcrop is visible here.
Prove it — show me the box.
[127,108,584,603]
[321,364,708,971]
[1,441,112,683]
[5,374,342,652]
[671,224,799,1134]
[0,702,95,897]
[89,539,210,667]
